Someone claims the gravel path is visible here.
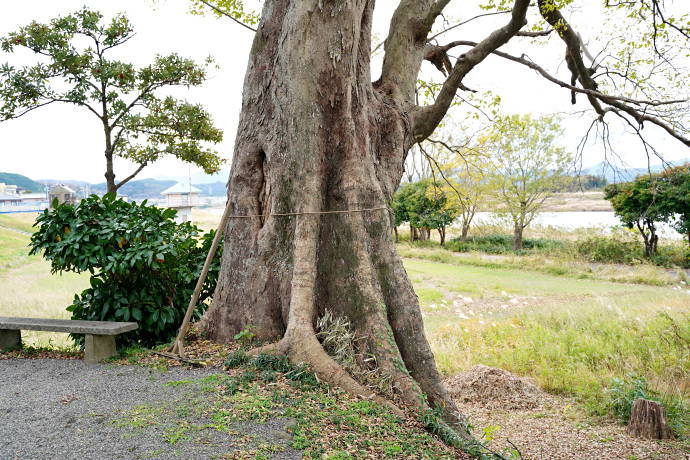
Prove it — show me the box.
[0,359,302,460]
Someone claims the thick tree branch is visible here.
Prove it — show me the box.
[516,29,553,37]
[537,0,690,148]
[379,0,453,102]
[537,0,605,113]
[412,0,530,141]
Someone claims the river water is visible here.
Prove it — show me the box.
[473,211,683,239]
[203,207,684,240]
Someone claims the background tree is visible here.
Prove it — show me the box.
[0,8,223,194]
[29,194,221,347]
[434,138,499,243]
[393,178,461,245]
[604,176,664,257]
[194,0,690,449]
[488,114,572,250]
[657,164,690,248]
[390,182,413,243]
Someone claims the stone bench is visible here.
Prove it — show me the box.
[0,317,138,363]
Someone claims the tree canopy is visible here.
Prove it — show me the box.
[605,164,690,256]
[486,114,572,250]
[0,8,224,193]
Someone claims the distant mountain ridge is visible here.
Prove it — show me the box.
[0,172,43,192]
[154,169,229,185]
[90,178,227,200]
[584,158,690,183]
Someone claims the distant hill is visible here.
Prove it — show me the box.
[585,158,690,183]
[0,172,43,192]
[193,181,226,196]
[154,169,229,185]
[91,178,177,201]
[89,178,226,200]
[37,179,91,187]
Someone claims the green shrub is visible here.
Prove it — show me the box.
[605,373,654,423]
[29,194,221,348]
[576,234,643,264]
[446,234,569,255]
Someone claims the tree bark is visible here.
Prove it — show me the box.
[627,398,673,439]
[461,222,470,243]
[202,0,532,440]
[513,223,524,251]
[393,226,399,243]
[438,227,446,245]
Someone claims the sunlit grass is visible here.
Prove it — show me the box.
[191,207,223,232]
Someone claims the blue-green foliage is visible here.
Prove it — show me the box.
[29,194,221,347]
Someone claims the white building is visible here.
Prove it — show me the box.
[161,182,202,224]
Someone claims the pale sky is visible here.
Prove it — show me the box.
[0,0,688,185]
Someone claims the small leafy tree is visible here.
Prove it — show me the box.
[604,176,664,257]
[392,179,461,245]
[657,164,690,248]
[487,114,572,250]
[0,8,224,194]
[29,195,221,347]
[442,151,499,243]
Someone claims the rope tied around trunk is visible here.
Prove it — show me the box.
[163,203,392,361]
[223,205,390,218]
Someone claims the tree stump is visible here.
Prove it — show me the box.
[626,398,673,439]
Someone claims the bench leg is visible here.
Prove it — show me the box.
[0,329,21,351]
[84,334,116,363]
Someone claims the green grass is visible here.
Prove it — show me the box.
[398,240,686,286]
[0,212,41,234]
[0,220,90,348]
[407,255,690,438]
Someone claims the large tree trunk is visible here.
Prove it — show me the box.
[201,0,534,445]
[200,0,469,435]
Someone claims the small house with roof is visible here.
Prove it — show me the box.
[48,184,77,209]
[161,182,202,224]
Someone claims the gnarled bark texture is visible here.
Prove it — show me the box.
[193,0,689,445]
[201,0,530,433]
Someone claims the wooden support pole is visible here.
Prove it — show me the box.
[167,200,233,357]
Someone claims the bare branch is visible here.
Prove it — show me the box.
[442,40,686,107]
[412,0,530,141]
[113,161,148,192]
[428,10,511,42]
